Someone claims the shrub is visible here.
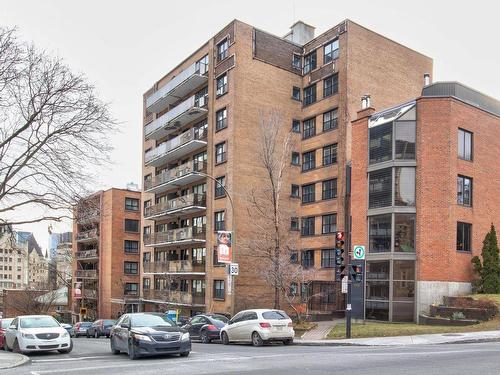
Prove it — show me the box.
[472,224,500,294]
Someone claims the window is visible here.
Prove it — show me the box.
[369,122,392,164]
[290,251,299,264]
[394,214,415,253]
[369,168,392,209]
[125,198,139,211]
[143,226,151,236]
[124,240,139,254]
[322,214,337,234]
[124,262,139,275]
[291,152,300,165]
[215,176,226,198]
[324,39,339,63]
[215,142,227,164]
[143,278,150,291]
[395,121,416,160]
[458,129,473,160]
[196,54,209,74]
[301,217,315,236]
[216,73,228,96]
[301,250,315,268]
[303,84,316,105]
[216,108,227,131]
[213,247,225,267]
[292,119,301,133]
[124,283,139,295]
[323,74,338,97]
[217,38,229,61]
[291,217,299,231]
[369,215,391,253]
[302,118,316,139]
[292,86,301,101]
[321,249,335,268]
[394,167,415,206]
[125,219,139,233]
[214,211,225,232]
[457,175,473,206]
[322,144,337,166]
[291,184,300,198]
[323,109,338,131]
[292,54,302,70]
[457,222,472,252]
[302,184,315,204]
[195,86,208,107]
[302,150,316,171]
[303,51,317,74]
[214,280,225,300]
[322,179,337,200]
[290,282,298,296]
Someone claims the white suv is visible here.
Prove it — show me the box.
[3,315,72,354]
[220,309,294,346]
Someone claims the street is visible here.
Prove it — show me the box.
[2,337,500,375]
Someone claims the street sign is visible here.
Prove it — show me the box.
[229,263,239,276]
[341,276,348,294]
[353,245,365,260]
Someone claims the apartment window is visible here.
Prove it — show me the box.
[213,280,225,300]
[196,54,209,74]
[324,39,339,63]
[291,152,300,165]
[458,129,473,161]
[291,217,300,231]
[216,108,228,131]
[292,86,301,101]
[124,262,139,275]
[302,184,315,204]
[302,118,316,139]
[303,84,316,106]
[291,184,300,198]
[215,142,227,164]
[369,168,392,209]
[125,219,139,233]
[143,226,151,236]
[292,119,301,133]
[216,73,228,96]
[217,38,229,61]
[290,251,299,264]
[395,121,416,160]
[321,249,335,268]
[322,214,337,234]
[323,144,337,166]
[125,283,139,295]
[215,176,226,198]
[292,54,302,70]
[301,217,315,236]
[457,222,472,252]
[125,197,139,211]
[301,250,315,268]
[213,247,225,267]
[289,282,298,296]
[457,175,473,206]
[322,179,337,200]
[143,278,150,291]
[302,150,316,171]
[124,240,139,254]
[323,74,338,97]
[369,122,392,164]
[214,211,225,232]
[195,86,208,107]
[303,51,317,74]
[323,109,338,131]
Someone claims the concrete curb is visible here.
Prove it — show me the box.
[0,352,31,369]
[294,336,500,347]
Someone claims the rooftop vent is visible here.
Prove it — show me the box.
[284,20,315,45]
[126,182,139,192]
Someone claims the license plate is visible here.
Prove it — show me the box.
[275,326,283,331]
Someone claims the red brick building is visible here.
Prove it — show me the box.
[351,82,500,322]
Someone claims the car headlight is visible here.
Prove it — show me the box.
[61,331,69,338]
[22,332,35,339]
[132,334,152,342]
[181,332,190,341]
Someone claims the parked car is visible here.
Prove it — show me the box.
[110,312,190,360]
[73,321,92,337]
[183,314,228,343]
[0,318,13,350]
[87,319,116,338]
[220,309,294,346]
[175,316,190,327]
[61,323,75,337]
[3,315,72,354]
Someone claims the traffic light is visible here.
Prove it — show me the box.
[80,307,87,316]
[335,232,345,281]
[350,265,363,283]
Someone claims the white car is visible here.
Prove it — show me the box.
[220,309,294,346]
[3,315,72,354]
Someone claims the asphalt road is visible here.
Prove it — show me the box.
[3,337,500,375]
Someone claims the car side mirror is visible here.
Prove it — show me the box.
[227,321,233,325]
[9,325,16,330]
[121,323,130,329]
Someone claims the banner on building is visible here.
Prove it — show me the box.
[73,282,82,299]
[217,231,232,263]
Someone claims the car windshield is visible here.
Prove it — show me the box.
[131,314,174,328]
[1,319,13,329]
[20,316,60,328]
[262,311,289,320]
[211,315,229,323]
[80,322,92,327]
[103,320,115,326]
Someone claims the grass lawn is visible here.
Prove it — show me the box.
[327,294,500,339]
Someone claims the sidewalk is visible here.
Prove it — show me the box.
[301,320,340,340]
[295,329,500,346]
[0,351,30,369]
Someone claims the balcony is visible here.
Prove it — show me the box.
[76,209,100,225]
[75,270,98,279]
[146,61,208,115]
[142,290,205,306]
[144,226,206,248]
[143,260,206,274]
[145,127,207,167]
[144,160,207,194]
[145,95,208,141]
[76,229,99,243]
[75,249,99,261]
[144,193,206,221]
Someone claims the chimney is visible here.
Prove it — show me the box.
[361,94,371,109]
[284,20,315,45]
[424,73,430,86]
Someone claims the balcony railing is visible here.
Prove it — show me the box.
[146,61,208,114]
[76,210,100,224]
[144,160,207,194]
[143,260,206,274]
[142,289,205,306]
[144,95,208,140]
[145,127,207,167]
[144,226,206,247]
[76,229,99,243]
[76,249,98,260]
[144,193,206,220]
[75,270,98,279]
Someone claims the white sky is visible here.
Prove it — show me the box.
[1,0,499,250]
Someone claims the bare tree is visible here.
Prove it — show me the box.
[2,281,61,316]
[0,26,116,226]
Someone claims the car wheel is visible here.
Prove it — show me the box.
[251,332,264,347]
[86,332,90,338]
[128,341,138,360]
[180,351,190,357]
[200,330,211,344]
[13,339,24,354]
[221,332,230,345]
[110,337,120,355]
[106,335,110,339]
[94,331,99,339]
[283,338,293,345]
[58,340,73,354]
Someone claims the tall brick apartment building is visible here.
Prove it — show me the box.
[72,187,141,321]
[140,19,432,318]
[351,82,500,322]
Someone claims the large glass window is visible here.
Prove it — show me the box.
[302,118,316,139]
[366,261,390,321]
[303,84,316,106]
[393,260,415,322]
[395,121,416,159]
[302,150,316,171]
[394,214,415,253]
[125,219,139,233]
[125,198,139,211]
[323,74,338,97]
[301,217,315,236]
[321,249,335,268]
[301,250,315,268]
[322,144,337,166]
[369,215,391,253]
[457,222,472,252]
[323,109,338,131]
[322,179,337,200]
[322,214,337,234]
[457,175,472,206]
[369,122,392,164]
[394,167,415,206]
[369,168,392,208]
[124,240,139,254]
[458,128,473,161]
[324,39,339,63]
[302,184,315,204]
[124,262,139,275]
[303,51,316,74]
